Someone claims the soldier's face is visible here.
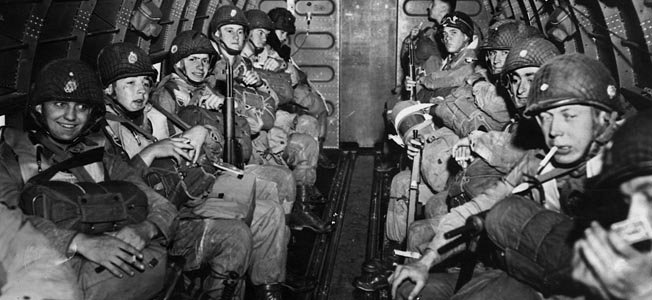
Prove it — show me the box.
[217,24,245,52]
[442,27,468,54]
[36,101,91,142]
[250,28,270,48]
[620,175,652,234]
[536,105,598,165]
[486,50,509,74]
[110,76,152,112]
[429,0,450,23]
[508,66,539,109]
[179,54,210,83]
[275,30,288,43]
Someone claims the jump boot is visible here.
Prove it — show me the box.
[288,185,333,233]
[255,283,283,300]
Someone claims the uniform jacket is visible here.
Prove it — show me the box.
[0,128,176,255]
[429,146,606,253]
[0,205,81,300]
[421,38,479,92]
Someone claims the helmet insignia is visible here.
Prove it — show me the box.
[63,79,78,94]
[519,50,528,57]
[607,85,617,99]
[128,51,138,64]
[540,83,549,91]
[230,9,237,17]
[171,45,178,54]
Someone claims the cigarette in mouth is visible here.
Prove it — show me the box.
[537,146,558,174]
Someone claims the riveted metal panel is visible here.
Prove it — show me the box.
[180,0,202,30]
[599,4,635,89]
[81,0,136,66]
[292,0,340,148]
[193,0,222,35]
[148,0,188,57]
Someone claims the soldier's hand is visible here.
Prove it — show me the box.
[72,233,145,278]
[182,125,209,163]
[574,221,652,299]
[409,22,423,39]
[200,93,225,110]
[404,77,418,90]
[242,70,263,87]
[406,138,423,160]
[263,58,282,71]
[388,261,429,300]
[140,137,194,166]
[109,221,156,251]
[452,137,473,169]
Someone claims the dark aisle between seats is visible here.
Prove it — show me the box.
[281,148,384,300]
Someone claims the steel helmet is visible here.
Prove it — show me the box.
[97,42,157,87]
[169,30,217,65]
[525,53,620,116]
[210,5,249,37]
[245,9,275,31]
[502,37,560,75]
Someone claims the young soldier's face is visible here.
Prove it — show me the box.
[536,104,598,165]
[275,29,288,44]
[217,24,246,52]
[508,66,539,109]
[429,0,450,23]
[111,76,152,112]
[487,50,509,74]
[179,53,210,83]
[442,27,468,54]
[36,101,91,141]
[250,28,270,48]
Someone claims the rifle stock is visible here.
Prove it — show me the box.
[224,59,239,167]
[407,130,421,239]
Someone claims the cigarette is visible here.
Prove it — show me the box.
[393,249,422,259]
[537,146,558,174]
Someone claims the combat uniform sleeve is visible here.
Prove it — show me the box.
[469,130,527,173]
[0,144,79,255]
[0,205,81,300]
[104,152,177,242]
[427,151,540,252]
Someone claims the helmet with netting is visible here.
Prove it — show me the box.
[599,108,652,186]
[481,21,542,51]
[97,42,157,87]
[28,59,105,134]
[169,30,217,65]
[503,37,560,74]
[525,53,620,116]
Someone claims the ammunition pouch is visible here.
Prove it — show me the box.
[20,181,148,234]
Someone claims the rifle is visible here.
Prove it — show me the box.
[408,39,417,101]
[223,58,240,167]
[406,130,422,238]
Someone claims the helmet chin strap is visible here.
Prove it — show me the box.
[219,39,243,56]
[173,63,203,86]
[248,40,264,55]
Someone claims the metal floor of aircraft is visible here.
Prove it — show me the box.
[280,147,398,300]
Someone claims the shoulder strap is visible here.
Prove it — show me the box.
[105,112,159,142]
[534,162,586,185]
[27,147,104,184]
[149,97,191,132]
